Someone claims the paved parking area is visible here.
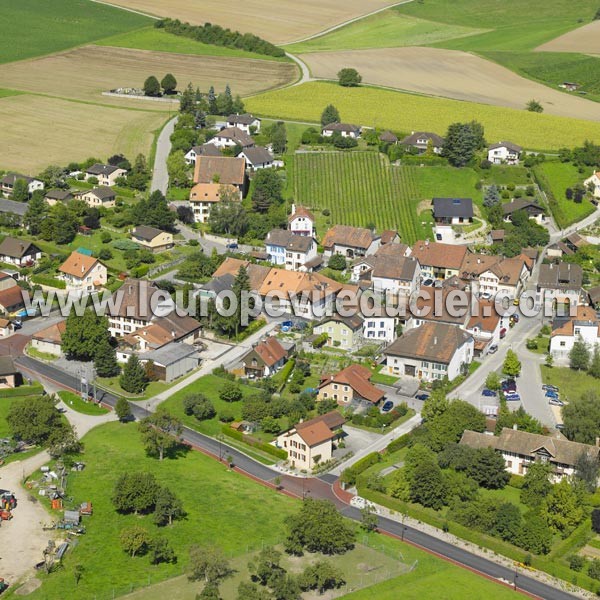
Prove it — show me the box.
[334,425,381,460]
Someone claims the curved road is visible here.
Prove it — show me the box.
[150,116,177,195]
[15,355,577,600]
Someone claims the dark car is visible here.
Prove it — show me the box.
[501,379,517,392]
[504,392,521,401]
[510,313,520,324]
[422,278,434,287]
[415,393,430,401]
[381,400,394,413]
[499,328,507,339]
[226,242,239,250]
[481,388,497,397]
[11,321,22,330]
[542,384,559,393]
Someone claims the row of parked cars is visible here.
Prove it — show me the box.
[481,378,520,401]
[543,384,562,406]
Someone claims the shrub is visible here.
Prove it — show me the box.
[526,339,538,350]
[221,425,287,459]
[570,555,585,572]
[100,231,112,243]
[312,332,329,349]
[218,409,235,423]
[30,274,66,289]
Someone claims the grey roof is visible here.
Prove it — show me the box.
[266,229,314,253]
[133,225,164,241]
[432,198,473,219]
[213,127,254,147]
[144,342,199,367]
[323,122,360,133]
[45,189,73,201]
[318,313,363,331]
[0,237,40,259]
[86,163,123,176]
[242,146,273,165]
[0,199,27,216]
[401,131,445,147]
[588,285,600,305]
[1,173,35,185]
[0,355,17,376]
[190,144,222,157]
[502,199,543,215]
[370,255,419,281]
[85,186,115,200]
[202,273,235,295]
[227,113,260,125]
[489,141,522,152]
[538,262,583,291]
[379,130,398,143]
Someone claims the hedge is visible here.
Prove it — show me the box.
[341,451,381,486]
[385,432,412,454]
[30,274,66,289]
[0,383,44,398]
[221,425,288,460]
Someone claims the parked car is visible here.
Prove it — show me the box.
[226,242,239,250]
[280,320,293,332]
[480,292,492,300]
[542,384,559,393]
[510,314,520,323]
[501,379,517,392]
[415,393,430,401]
[504,392,521,401]
[482,388,497,397]
[499,328,507,339]
[381,400,394,413]
[11,320,22,330]
[422,278,433,287]
[545,390,559,399]
[488,344,498,354]
[549,399,564,407]
[555,423,565,430]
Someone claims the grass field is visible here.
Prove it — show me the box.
[26,422,296,600]
[533,162,596,228]
[247,82,600,150]
[97,27,289,62]
[0,0,151,64]
[293,152,430,243]
[412,166,482,208]
[57,391,109,416]
[541,366,598,402]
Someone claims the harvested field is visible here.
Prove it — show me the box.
[300,47,600,121]
[536,21,600,55]
[0,46,297,107]
[0,94,166,172]
[106,0,396,44]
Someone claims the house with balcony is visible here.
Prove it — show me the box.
[58,251,107,295]
[487,141,522,165]
[0,237,42,267]
[400,131,445,154]
[549,305,600,360]
[188,182,241,223]
[537,261,584,313]
[85,163,127,186]
[264,229,318,271]
[237,336,290,379]
[226,113,261,134]
[1,173,43,198]
[410,240,467,281]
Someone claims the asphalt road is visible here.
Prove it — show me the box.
[150,116,177,194]
[14,354,577,600]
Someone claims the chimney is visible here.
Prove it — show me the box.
[433,336,437,345]
[172,330,176,338]
[477,258,481,264]
[291,203,296,216]
[513,423,518,430]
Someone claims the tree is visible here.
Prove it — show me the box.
[285,499,355,556]
[360,504,378,532]
[11,178,29,202]
[139,407,182,461]
[167,150,190,187]
[563,391,600,444]
[589,559,600,581]
[219,381,243,402]
[516,514,552,554]
[94,337,119,377]
[236,582,272,600]
[198,583,222,600]
[575,452,600,492]
[115,397,132,423]
[545,353,554,368]
[299,560,345,593]
[112,471,158,514]
[23,192,49,235]
[493,502,522,543]
[132,190,176,231]
[427,400,486,451]
[421,389,449,422]
[208,201,249,237]
[120,354,148,394]
[179,82,195,114]
[409,459,447,509]
[188,545,231,583]
[541,478,584,535]
[502,349,521,377]
[161,73,177,94]
[327,254,347,271]
[154,486,185,526]
[192,396,216,421]
[320,104,340,127]
[590,345,600,379]
[565,187,574,200]
[73,564,84,586]
[120,525,151,557]
[251,169,283,213]
[526,99,543,113]
[143,76,161,97]
[441,121,485,167]
[269,121,287,154]
[62,310,110,362]
[8,394,70,446]
[466,447,509,489]
[520,462,552,508]
[208,86,218,114]
[248,545,284,586]
[485,372,501,391]
[150,536,176,564]
[569,336,590,371]
[483,185,500,208]
[337,68,362,87]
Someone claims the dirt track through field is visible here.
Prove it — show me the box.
[300,46,600,121]
[105,0,396,44]
[536,21,600,55]
[0,45,297,104]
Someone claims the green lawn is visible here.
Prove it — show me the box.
[412,166,482,209]
[97,27,289,62]
[480,165,531,186]
[540,366,598,402]
[533,161,596,228]
[25,421,296,600]
[246,82,600,151]
[0,398,15,438]
[57,391,109,416]
[285,11,487,53]
[0,88,24,99]
[96,377,173,401]
[0,0,151,64]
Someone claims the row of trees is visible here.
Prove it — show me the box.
[179,82,244,118]
[143,73,177,97]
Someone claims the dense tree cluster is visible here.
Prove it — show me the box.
[441,121,486,167]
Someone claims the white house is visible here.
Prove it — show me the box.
[58,251,107,295]
[74,186,116,208]
[226,113,261,134]
[549,305,599,359]
[0,174,44,198]
[264,229,318,271]
[207,127,254,149]
[184,143,222,165]
[487,141,522,165]
[321,123,361,138]
[584,171,600,199]
[478,256,531,299]
[236,336,289,378]
[0,238,42,267]
[85,163,127,186]
[288,205,315,237]
[239,147,274,170]
[384,322,474,381]
[188,183,241,223]
[400,131,445,154]
[503,199,546,225]
[362,313,400,345]
[466,301,505,356]
[370,256,420,298]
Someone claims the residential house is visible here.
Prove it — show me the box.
[0,173,43,198]
[45,189,73,206]
[288,205,315,237]
[238,337,290,378]
[0,318,13,338]
[432,198,473,242]
[0,237,42,267]
[0,272,17,292]
[400,131,445,154]
[85,163,127,186]
[264,229,318,271]
[131,226,173,252]
[466,301,504,356]
[207,127,255,149]
[0,356,19,388]
[588,285,600,308]
[321,123,361,138]
[350,242,411,285]
[537,262,584,311]
[226,113,261,134]
[487,141,522,165]
[379,130,398,144]
[477,256,531,299]
[549,305,599,359]
[0,199,27,223]
[322,225,380,259]
[362,311,401,345]
[31,320,66,356]
[74,186,116,208]
[193,156,247,197]
[317,364,384,406]
[239,147,274,170]
[184,143,222,165]
[313,314,364,350]
[209,257,270,293]
[409,288,473,330]
[380,230,400,245]
[410,240,468,281]
[384,322,474,381]
[564,233,589,254]
[459,253,501,294]
[369,255,420,298]
[276,411,345,472]
[584,171,600,199]
[460,428,599,482]
[188,182,241,223]
[489,229,505,245]
[503,199,545,225]
[0,286,29,316]
[58,251,107,295]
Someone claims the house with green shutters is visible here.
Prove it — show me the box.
[313,314,364,350]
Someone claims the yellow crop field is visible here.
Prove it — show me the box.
[246,82,600,150]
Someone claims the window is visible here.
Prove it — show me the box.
[422,361,429,369]
[560,341,566,347]
[574,327,580,335]
[333,384,338,390]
